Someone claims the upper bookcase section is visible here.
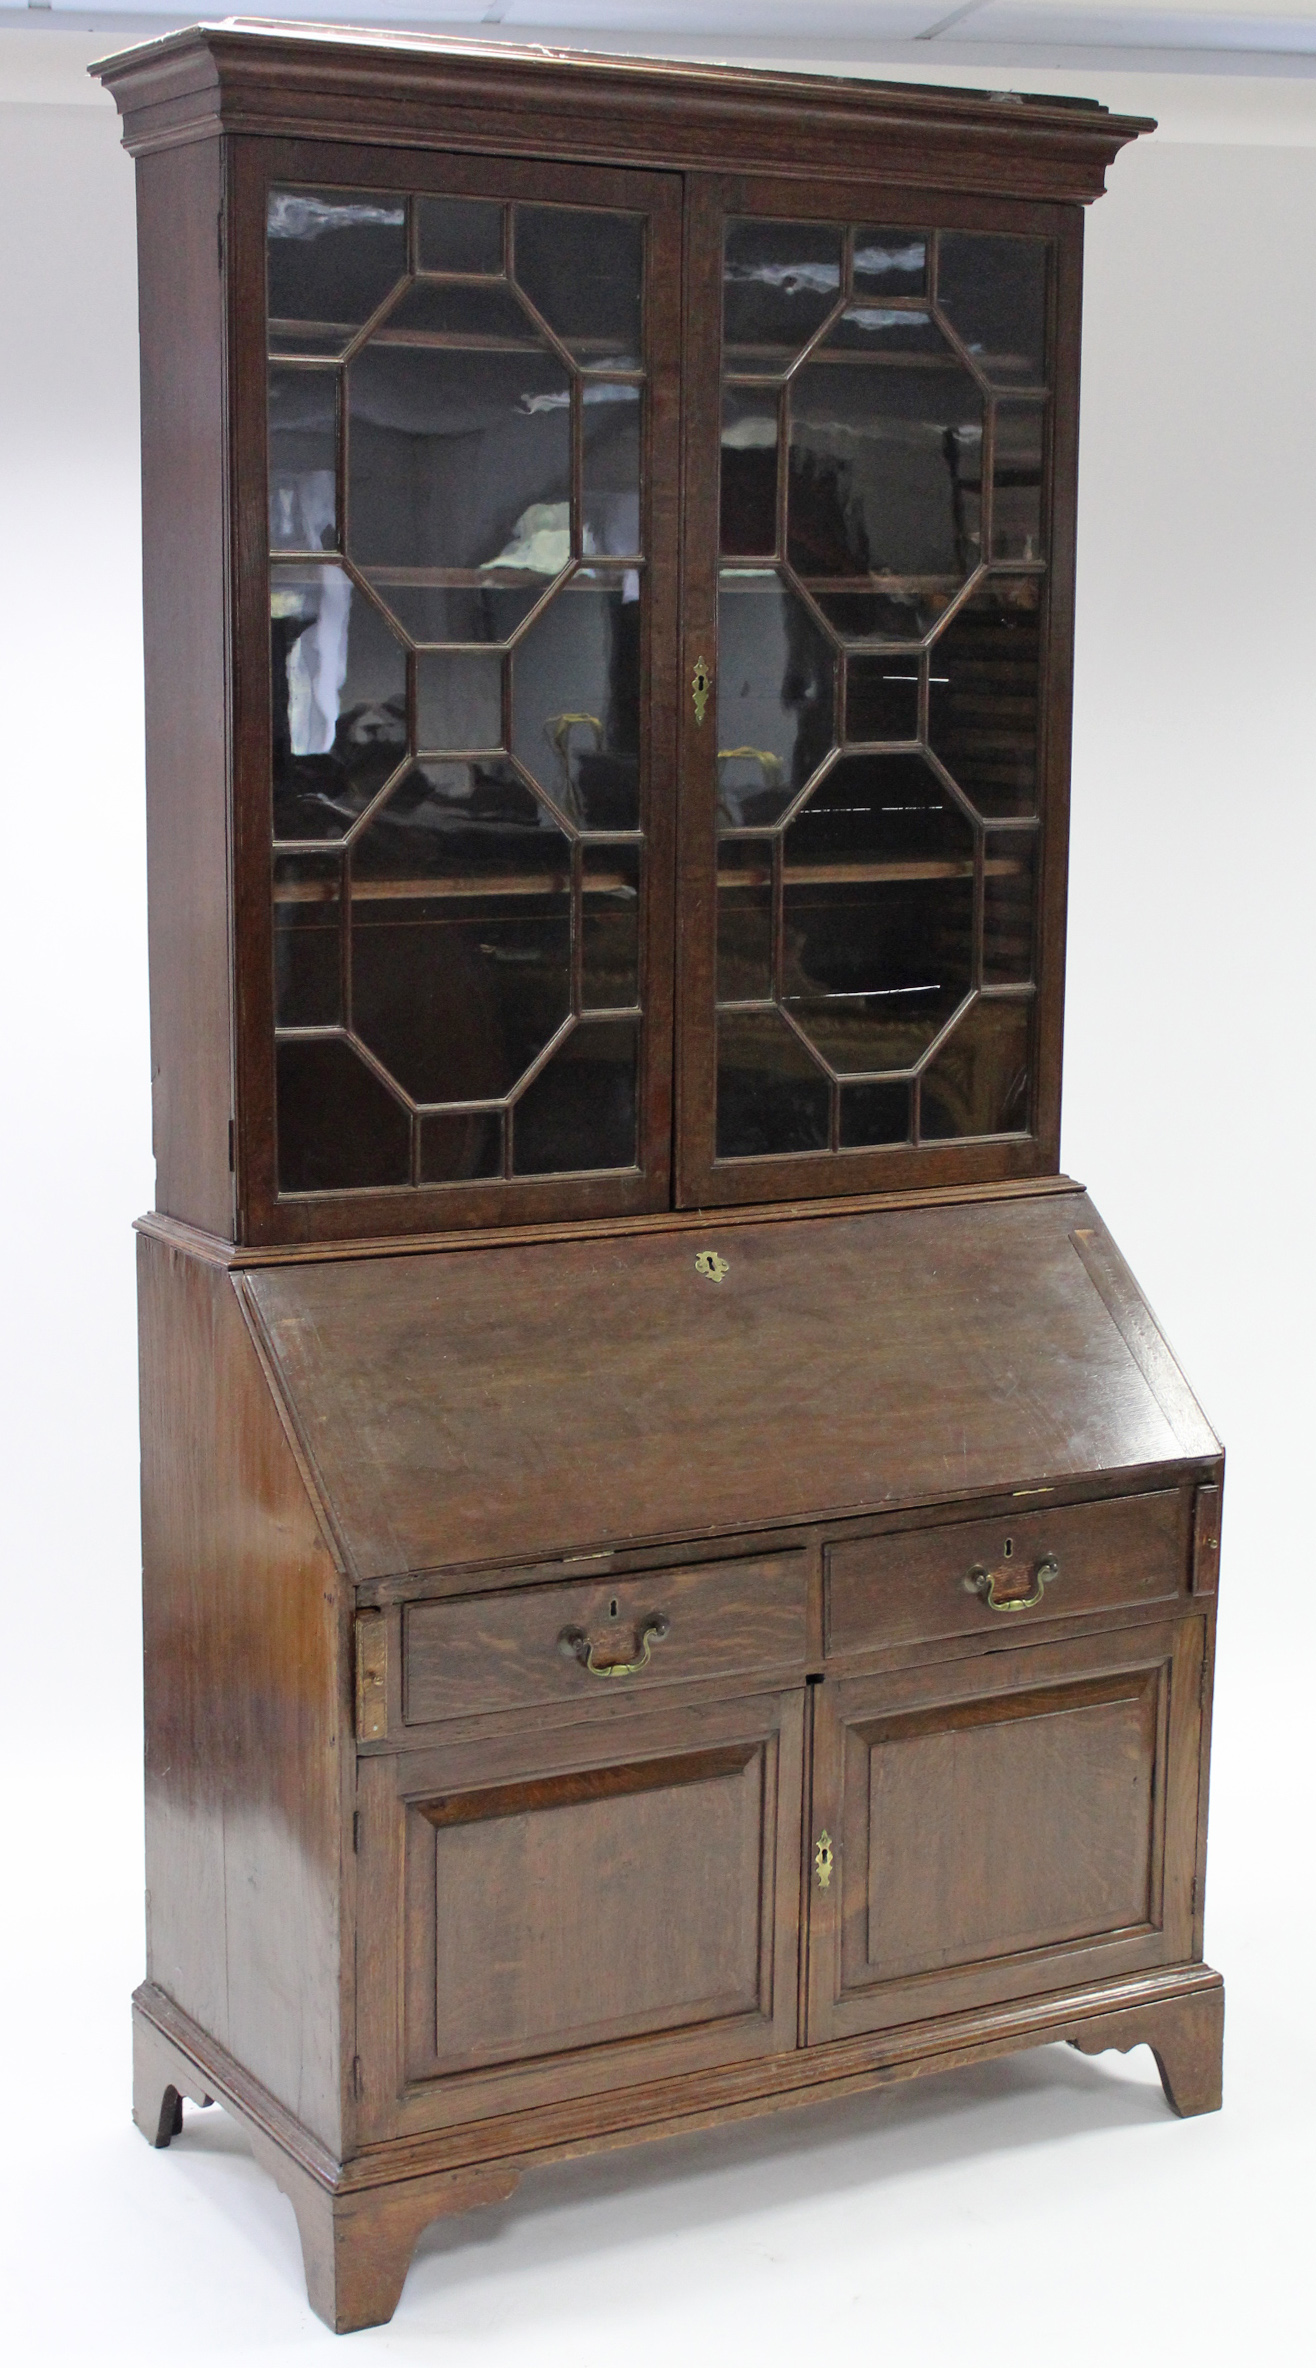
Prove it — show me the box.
[97,26,1150,1251]
[96,21,1151,200]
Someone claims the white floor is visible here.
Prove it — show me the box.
[5,1642,1309,2367]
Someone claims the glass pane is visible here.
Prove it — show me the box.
[267,187,407,360]
[419,1109,503,1182]
[717,841,773,1003]
[717,1009,829,1159]
[811,587,960,643]
[789,344,982,582]
[513,207,644,369]
[346,345,571,577]
[853,228,927,299]
[378,280,541,344]
[417,196,504,275]
[273,853,341,1028]
[511,572,641,830]
[721,389,779,557]
[921,994,1032,1137]
[993,401,1045,563]
[937,232,1048,389]
[716,571,835,827]
[984,831,1037,984]
[270,565,407,841]
[582,385,642,559]
[840,1080,911,1146]
[824,306,945,357]
[723,219,841,375]
[416,651,503,752]
[276,1036,410,1192]
[927,578,1041,819]
[582,844,640,1010]
[846,654,920,743]
[782,755,974,1073]
[352,758,570,885]
[361,577,543,649]
[268,366,337,551]
[512,1020,638,1172]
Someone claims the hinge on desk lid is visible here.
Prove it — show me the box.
[354,1612,388,1742]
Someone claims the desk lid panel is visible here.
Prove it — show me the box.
[238,1190,1218,1581]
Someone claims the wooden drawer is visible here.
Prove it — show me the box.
[825,1489,1189,1660]
[402,1551,807,1725]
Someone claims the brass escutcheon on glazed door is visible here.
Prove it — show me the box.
[691,654,712,725]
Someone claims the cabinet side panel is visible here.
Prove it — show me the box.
[137,1232,346,2153]
[137,140,235,1238]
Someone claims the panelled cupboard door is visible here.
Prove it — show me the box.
[675,175,1081,1208]
[804,1618,1206,2045]
[228,138,683,1244]
[355,1689,804,2140]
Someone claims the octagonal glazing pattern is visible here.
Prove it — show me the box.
[266,182,650,1193]
[715,217,1050,1161]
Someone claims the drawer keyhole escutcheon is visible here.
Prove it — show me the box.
[694,1250,729,1283]
[559,1614,670,1678]
[964,1553,1059,1613]
[814,1831,835,1890]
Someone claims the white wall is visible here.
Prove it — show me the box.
[1,33,1310,2361]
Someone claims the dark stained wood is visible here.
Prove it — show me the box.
[237,1192,1219,1581]
[1070,1978,1224,2117]
[1192,1479,1223,1595]
[97,26,1152,205]
[805,1615,1207,2045]
[825,1485,1191,1660]
[400,1551,806,1727]
[135,138,234,1239]
[137,1232,350,2154]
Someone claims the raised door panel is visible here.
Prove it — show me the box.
[676,175,1081,1208]
[228,137,683,1245]
[805,1618,1204,2045]
[356,1688,804,2139]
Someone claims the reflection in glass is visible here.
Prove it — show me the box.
[812,586,960,643]
[846,654,920,743]
[268,366,337,550]
[276,1036,410,1192]
[267,187,407,359]
[993,401,1045,562]
[853,229,926,298]
[419,1109,503,1182]
[937,232,1048,388]
[273,853,341,1028]
[514,207,644,369]
[723,219,841,374]
[782,756,974,1073]
[417,196,504,275]
[270,566,407,840]
[352,759,569,884]
[789,349,982,581]
[347,345,571,573]
[717,1010,829,1159]
[721,389,779,557]
[511,574,641,830]
[582,385,642,560]
[716,571,834,826]
[416,651,503,751]
[379,280,541,344]
[928,579,1041,818]
[513,1020,638,1171]
[717,841,773,1003]
[984,831,1037,983]
[920,994,1031,1137]
[840,1080,911,1145]
[363,577,544,648]
[352,893,571,1106]
[824,306,945,356]
[582,844,640,1010]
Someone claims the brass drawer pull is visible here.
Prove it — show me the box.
[558,1614,670,1678]
[964,1553,1059,1613]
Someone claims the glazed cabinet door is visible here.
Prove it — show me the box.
[805,1616,1207,2045]
[355,1687,804,2140]
[676,176,1080,1207]
[230,140,682,1244]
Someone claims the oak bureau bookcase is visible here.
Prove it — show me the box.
[97,21,1225,2334]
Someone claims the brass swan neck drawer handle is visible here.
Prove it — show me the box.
[558,1614,670,1678]
[964,1553,1059,1613]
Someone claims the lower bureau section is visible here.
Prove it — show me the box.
[356,1688,806,2141]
